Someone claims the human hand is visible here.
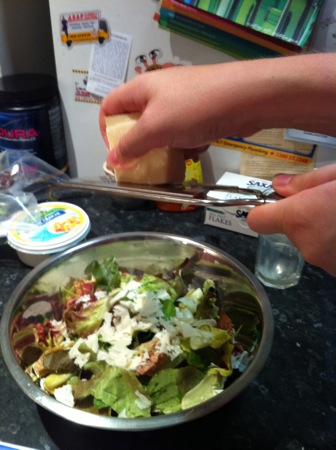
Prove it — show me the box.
[99,63,263,168]
[247,165,336,276]
[100,53,336,169]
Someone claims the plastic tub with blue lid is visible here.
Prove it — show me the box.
[7,201,90,267]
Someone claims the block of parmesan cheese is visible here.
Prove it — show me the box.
[105,113,186,184]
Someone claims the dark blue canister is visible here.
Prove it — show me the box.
[0,73,68,171]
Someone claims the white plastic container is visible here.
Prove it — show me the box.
[7,201,90,267]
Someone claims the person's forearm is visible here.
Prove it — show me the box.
[101,52,336,164]
[214,53,336,138]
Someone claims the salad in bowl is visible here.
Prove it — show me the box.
[2,233,273,430]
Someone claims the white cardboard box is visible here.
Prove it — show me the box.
[204,172,272,237]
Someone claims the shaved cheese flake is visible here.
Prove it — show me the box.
[135,390,152,409]
[85,333,99,354]
[54,384,75,407]
[95,290,107,300]
[75,294,91,306]
[69,339,91,368]
[154,330,183,359]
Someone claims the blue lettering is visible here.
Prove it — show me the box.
[246,180,272,189]
[36,210,65,226]
[236,210,248,218]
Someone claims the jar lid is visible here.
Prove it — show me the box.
[0,73,58,104]
[7,202,90,255]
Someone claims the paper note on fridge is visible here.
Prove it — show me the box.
[86,31,132,97]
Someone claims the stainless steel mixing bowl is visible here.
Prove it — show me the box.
[0,232,273,431]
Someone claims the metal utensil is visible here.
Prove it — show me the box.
[48,176,284,207]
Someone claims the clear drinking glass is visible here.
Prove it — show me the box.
[255,233,305,289]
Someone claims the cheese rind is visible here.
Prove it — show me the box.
[105,113,186,184]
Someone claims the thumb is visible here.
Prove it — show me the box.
[247,198,288,235]
[106,119,158,168]
[272,164,336,196]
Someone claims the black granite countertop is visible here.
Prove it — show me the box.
[0,194,335,450]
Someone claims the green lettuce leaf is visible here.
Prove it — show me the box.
[71,363,151,418]
[185,347,221,370]
[185,325,232,351]
[195,279,219,320]
[84,256,121,291]
[138,274,178,298]
[146,367,204,415]
[42,347,78,373]
[63,297,108,338]
[12,325,45,367]
[43,372,73,394]
[181,368,227,410]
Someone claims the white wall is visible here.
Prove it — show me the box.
[0,0,56,77]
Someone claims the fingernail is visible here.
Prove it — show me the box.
[107,150,137,170]
[273,173,293,186]
[107,150,119,167]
